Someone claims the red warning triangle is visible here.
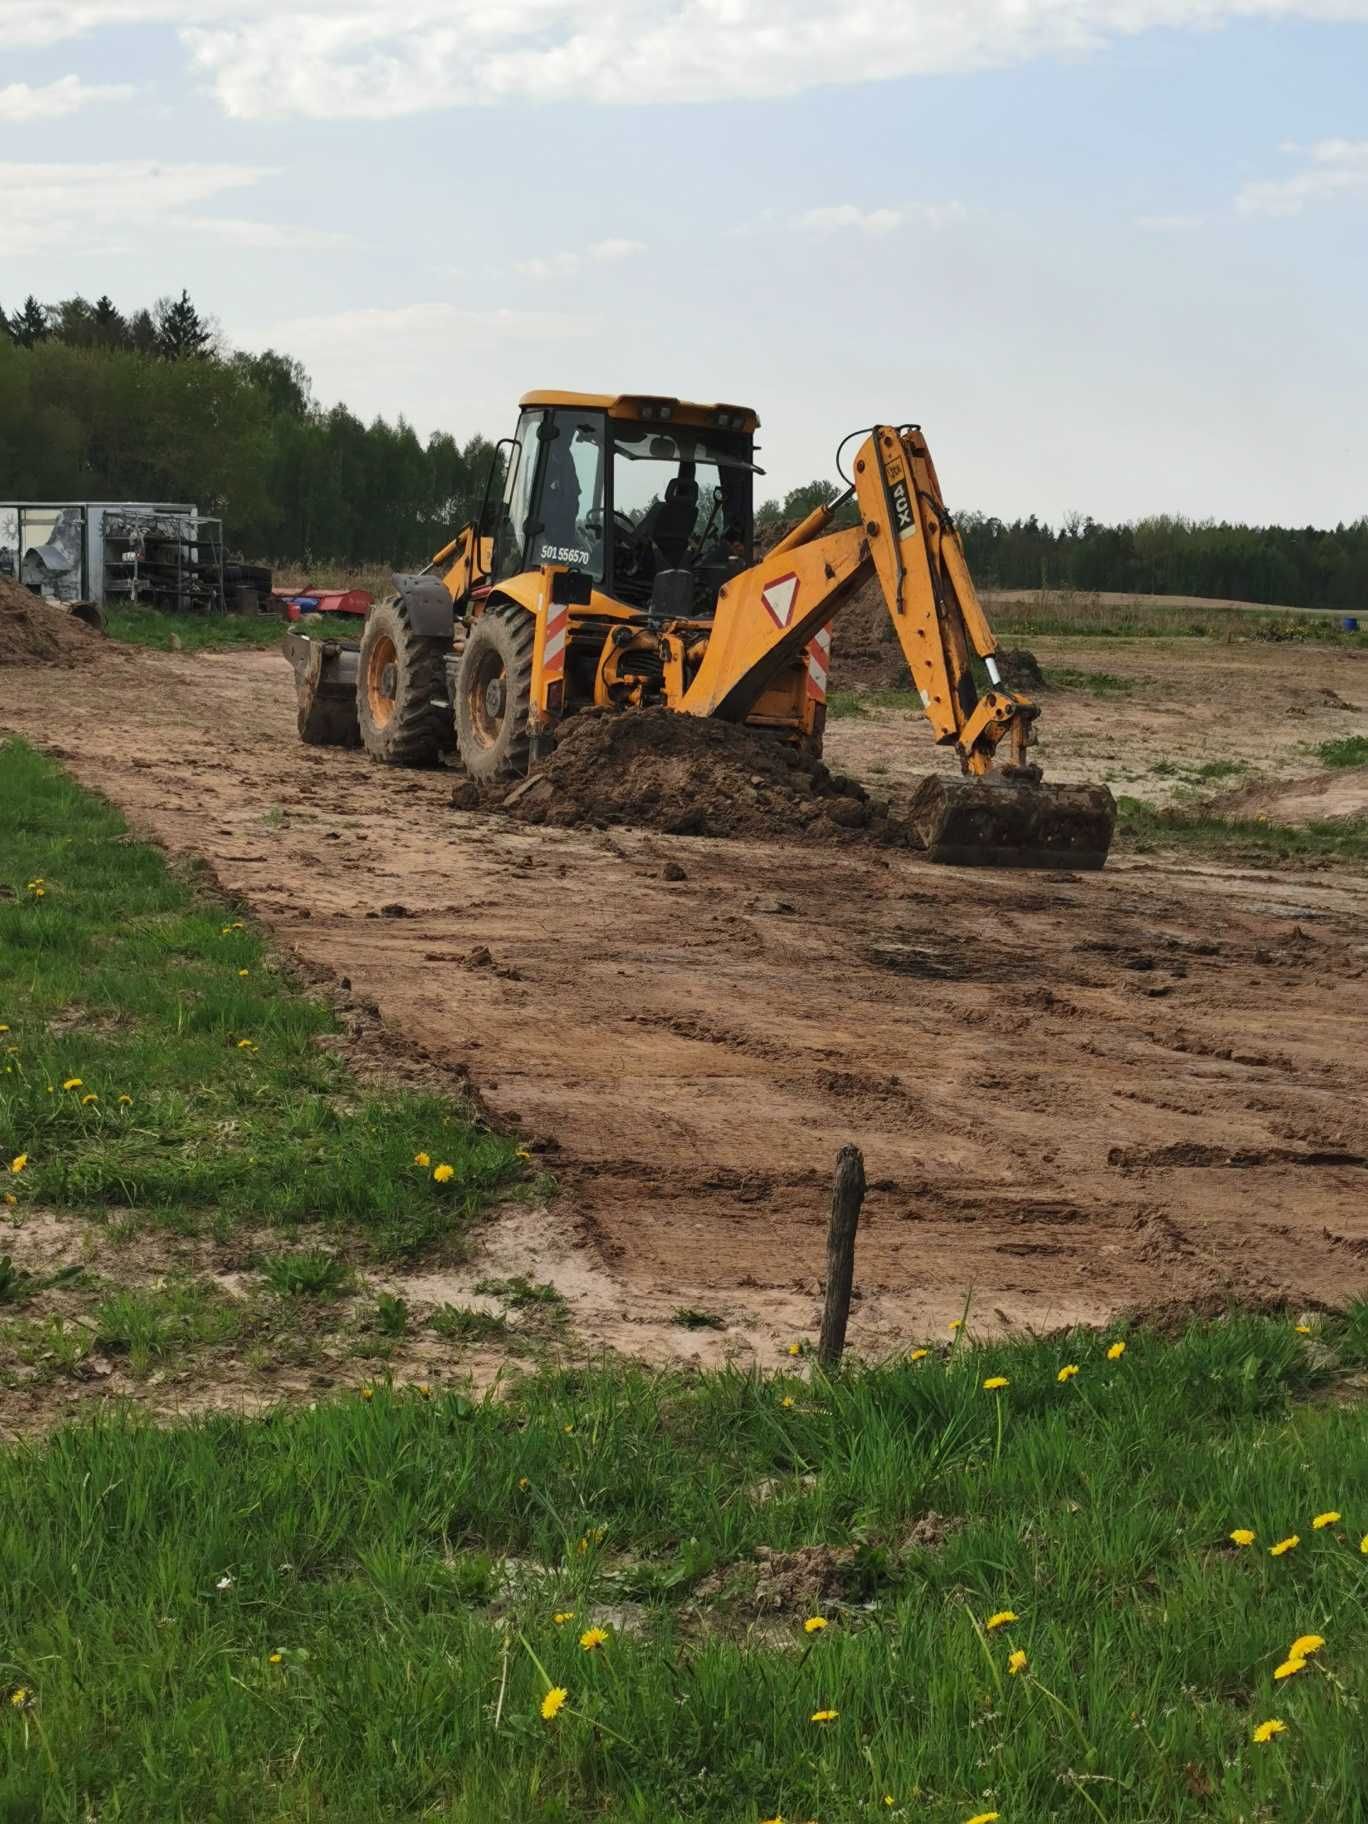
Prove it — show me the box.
[760,572,799,629]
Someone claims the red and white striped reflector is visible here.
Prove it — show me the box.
[543,602,569,679]
[806,623,832,702]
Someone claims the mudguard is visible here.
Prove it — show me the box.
[393,573,456,640]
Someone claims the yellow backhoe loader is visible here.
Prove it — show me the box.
[286,391,1114,866]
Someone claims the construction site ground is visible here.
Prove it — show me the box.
[4,628,1368,1381]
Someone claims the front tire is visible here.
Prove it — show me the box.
[357,597,450,766]
[454,601,535,783]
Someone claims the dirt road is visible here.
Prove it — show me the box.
[5,638,1368,1359]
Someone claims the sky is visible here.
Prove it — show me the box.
[3,1,1367,525]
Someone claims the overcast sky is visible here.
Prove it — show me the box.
[4,2,1366,524]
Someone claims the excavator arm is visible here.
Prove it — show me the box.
[680,424,1115,867]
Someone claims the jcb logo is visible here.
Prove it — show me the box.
[891,479,917,541]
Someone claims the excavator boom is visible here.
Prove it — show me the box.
[679,425,1115,867]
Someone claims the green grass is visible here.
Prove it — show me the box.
[102,605,289,652]
[0,739,520,1258]
[987,592,1366,646]
[1047,666,1138,695]
[1117,797,1368,864]
[3,1315,1368,1820]
[826,689,917,720]
[1317,736,1368,769]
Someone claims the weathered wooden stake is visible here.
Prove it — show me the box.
[818,1143,867,1369]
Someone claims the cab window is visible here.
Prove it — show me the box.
[525,410,606,579]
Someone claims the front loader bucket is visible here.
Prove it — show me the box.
[907,775,1116,870]
[283,629,362,748]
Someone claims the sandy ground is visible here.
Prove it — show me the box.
[4,635,1368,1374]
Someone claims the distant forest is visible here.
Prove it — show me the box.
[2,289,1365,608]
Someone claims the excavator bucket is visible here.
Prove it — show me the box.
[284,629,362,747]
[907,775,1116,870]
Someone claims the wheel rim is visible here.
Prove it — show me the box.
[366,634,398,727]
[466,645,509,750]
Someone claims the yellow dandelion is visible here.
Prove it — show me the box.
[1269,1535,1299,1557]
[540,1686,568,1721]
[1294,1323,1312,1335]
[268,1652,283,1665]
[780,1395,795,1409]
[965,1813,1000,1824]
[1274,1656,1306,1681]
[8,1154,27,1176]
[0,1025,7,1033]
[810,1708,838,1724]
[787,1342,802,1357]
[948,1319,963,1332]
[909,1348,929,1361]
[1007,1648,1028,1675]
[62,1077,82,1091]
[985,1610,1018,1631]
[1288,1634,1325,1658]
[414,1151,430,1167]
[1229,1528,1256,1547]
[9,1689,30,1709]
[416,1383,431,1398]
[433,1163,455,1183]
[563,1423,574,1435]
[1361,1535,1368,1555]
[81,1093,98,1105]
[1312,1511,1340,1530]
[579,1627,609,1652]
[1106,1340,1126,1360]
[518,1476,530,1490]
[1057,1364,1079,1382]
[117,1094,132,1106]
[238,968,249,978]
[760,1817,786,1824]
[553,1611,575,1626]
[982,1375,1009,1390]
[1252,1718,1287,1744]
[359,1386,374,1402]
[236,1039,256,1051]
[31,887,45,898]
[3,1194,15,1207]
[803,1617,828,1634]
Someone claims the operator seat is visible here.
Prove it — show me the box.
[636,473,699,569]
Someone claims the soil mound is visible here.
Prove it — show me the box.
[499,708,906,844]
[828,577,911,690]
[0,579,103,668]
[1208,768,1368,826]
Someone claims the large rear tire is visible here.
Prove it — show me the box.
[357,597,450,766]
[454,601,535,784]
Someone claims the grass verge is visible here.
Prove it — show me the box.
[102,605,290,652]
[1,738,519,1257]
[1317,736,1368,770]
[3,1314,1368,1820]
[1116,797,1368,865]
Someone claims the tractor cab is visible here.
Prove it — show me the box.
[489,392,762,618]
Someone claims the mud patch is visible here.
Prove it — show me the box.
[0,577,105,668]
[501,707,903,845]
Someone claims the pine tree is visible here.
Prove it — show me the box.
[154,290,212,360]
[11,296,50,347]
[92,295,128,348]
[0,303,12,344]
[127,308,157,355]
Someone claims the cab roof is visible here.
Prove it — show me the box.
[518,390,758,433]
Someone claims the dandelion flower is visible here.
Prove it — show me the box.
[1252,1718,1287,1744]
[1007,1649,1028,1675]
[760,1816,786,1824]
[553,1612,575,1626]
[787,1342,802,1357]
[985,1610,1018,1631]
[780,1395,795,1409]
[1269,1535,1299,1557]
[9,1689,30,1709]
[416,1383,431,1398]
[579,1627,609,1651]
[238,969,249,978]
[268,1652,283,1665]
[1229,1528,1256,1547]
[1288,1635,1325,1658]
[948,1319,964,1332]
[518,1476,530,1490]
[563,1423,574,1435]
[359,1386,374,1402]
[0,1025,7,1033]
[1294,1324,1312,1335]
[3,1194,14,1208]
[433,1163,455,1183]
[803,1617,828,1634]
[81,1093,98,1105]
[1274,1656,1306,1681]
[983,1375,1009,1390]
[909,1348,929,1362]
[62,1078,82,1091]
[414,1151,430,1167]
[31,888,45,899]
[1360,1535,1368,1555]
[810,1708,838,1724]
[1107,1340,1126,1360]
[964,1813,1000,1824]
[1057,1364,1079,1382]
[118,1094,132,1106]
[8,1155,27,1176]
[1312,1511,1340,1530]
[540,1686,568,1721]
[236,1039,255,1051]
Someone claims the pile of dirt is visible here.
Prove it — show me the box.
[1207,768,1368,826]
[499,707,908,844]
[0,578,103,668]
[827,579,1047,698]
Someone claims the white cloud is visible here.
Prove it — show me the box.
[515,237,646,280]
[268,301,595,350]
[11,2,1368,116]
[796,201,966,234]
[1,162,347,257]
[1237,138,1368,216]
[0,75,134,119]
[1135,212,1206,230]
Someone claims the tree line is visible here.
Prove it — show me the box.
[3,291,1364,606]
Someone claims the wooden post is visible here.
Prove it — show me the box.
[818,1144,866,1369]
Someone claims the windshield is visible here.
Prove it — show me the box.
[611,426,756,556]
